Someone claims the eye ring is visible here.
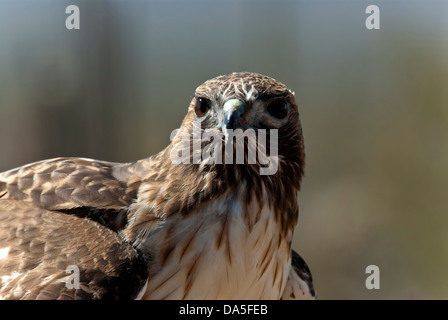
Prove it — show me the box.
[267,100,288,119]
[194,98,210,117]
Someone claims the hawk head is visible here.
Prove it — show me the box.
[134,72,306,239]
[179,72,305,182]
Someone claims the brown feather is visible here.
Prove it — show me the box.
[0,200,147,299]
[0,72,311,300]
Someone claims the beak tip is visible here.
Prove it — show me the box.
[225,111,240,130]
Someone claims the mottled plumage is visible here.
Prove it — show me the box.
[0,72,314,299]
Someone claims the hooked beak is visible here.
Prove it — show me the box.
[222,99,245,131]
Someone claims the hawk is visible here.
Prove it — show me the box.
[0,72,315,300]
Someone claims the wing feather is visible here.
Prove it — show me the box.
[0,157,140,211]
[280,250,316,300]
[0,200,148,300]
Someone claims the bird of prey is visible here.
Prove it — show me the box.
[0,72,315,300]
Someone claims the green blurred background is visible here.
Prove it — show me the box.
[1,0,447,299]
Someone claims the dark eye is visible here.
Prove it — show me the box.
[267,100,288,119]
[194,98,210,117]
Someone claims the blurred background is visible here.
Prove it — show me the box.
[0,0,447,299]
